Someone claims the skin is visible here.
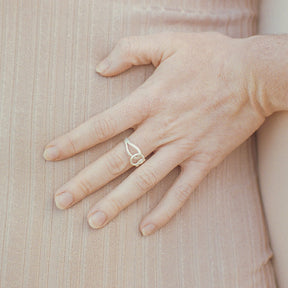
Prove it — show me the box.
[42,31,287,236]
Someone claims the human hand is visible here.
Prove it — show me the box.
[43,32,267,236]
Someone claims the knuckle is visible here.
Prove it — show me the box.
[64,133,77,155]
[76,177,93,197]
[134,168,158,192]
[105,151,128,176]
[117,37,133,56]
[178,138,198,153]
[153,114,178,143]
[92,117,115,142]
[106,197,123,214]
[195,152,213,165]
[174,183,193,204]
[128,87,153,117]
[194,151,218,170]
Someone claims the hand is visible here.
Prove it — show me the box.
[43,31,266,236]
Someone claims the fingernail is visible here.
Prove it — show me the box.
[88,211,107,228]
[96,59,110,74]
[141,224,156,236]
[43,146,59,160]
[55,192,74,209]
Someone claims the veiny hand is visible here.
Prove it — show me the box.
[43,31,268,236]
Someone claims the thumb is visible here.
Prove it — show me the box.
[95,33,174,77]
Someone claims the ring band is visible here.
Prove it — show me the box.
[124,137,145,167]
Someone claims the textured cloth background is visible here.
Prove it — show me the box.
[0,0,277,287]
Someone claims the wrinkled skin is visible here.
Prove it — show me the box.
[43,32,268,236]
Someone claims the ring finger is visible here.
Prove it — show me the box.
[86,143,182,230]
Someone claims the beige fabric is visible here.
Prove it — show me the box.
[0,0,276,287]
[257,113,288,288]
[257,2,288,287]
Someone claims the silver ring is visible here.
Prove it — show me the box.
[124,137,145,167]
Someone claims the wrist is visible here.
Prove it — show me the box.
[243,34,288,116]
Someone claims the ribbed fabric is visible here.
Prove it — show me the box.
[0,0,276,287]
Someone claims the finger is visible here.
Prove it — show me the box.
[95,33,176,77]
[53,123,159,210]
[139,160,209,236]
[86,144,182,230]
[43,85,151,161]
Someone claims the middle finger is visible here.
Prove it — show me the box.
[54,125,158,209]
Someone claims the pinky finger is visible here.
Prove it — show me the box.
[139,161,209,236]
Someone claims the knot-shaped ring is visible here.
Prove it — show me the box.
[124,138,145,167]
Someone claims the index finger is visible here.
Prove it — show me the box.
[43,87,151,161]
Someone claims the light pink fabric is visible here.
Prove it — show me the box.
[0,0,276,287]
